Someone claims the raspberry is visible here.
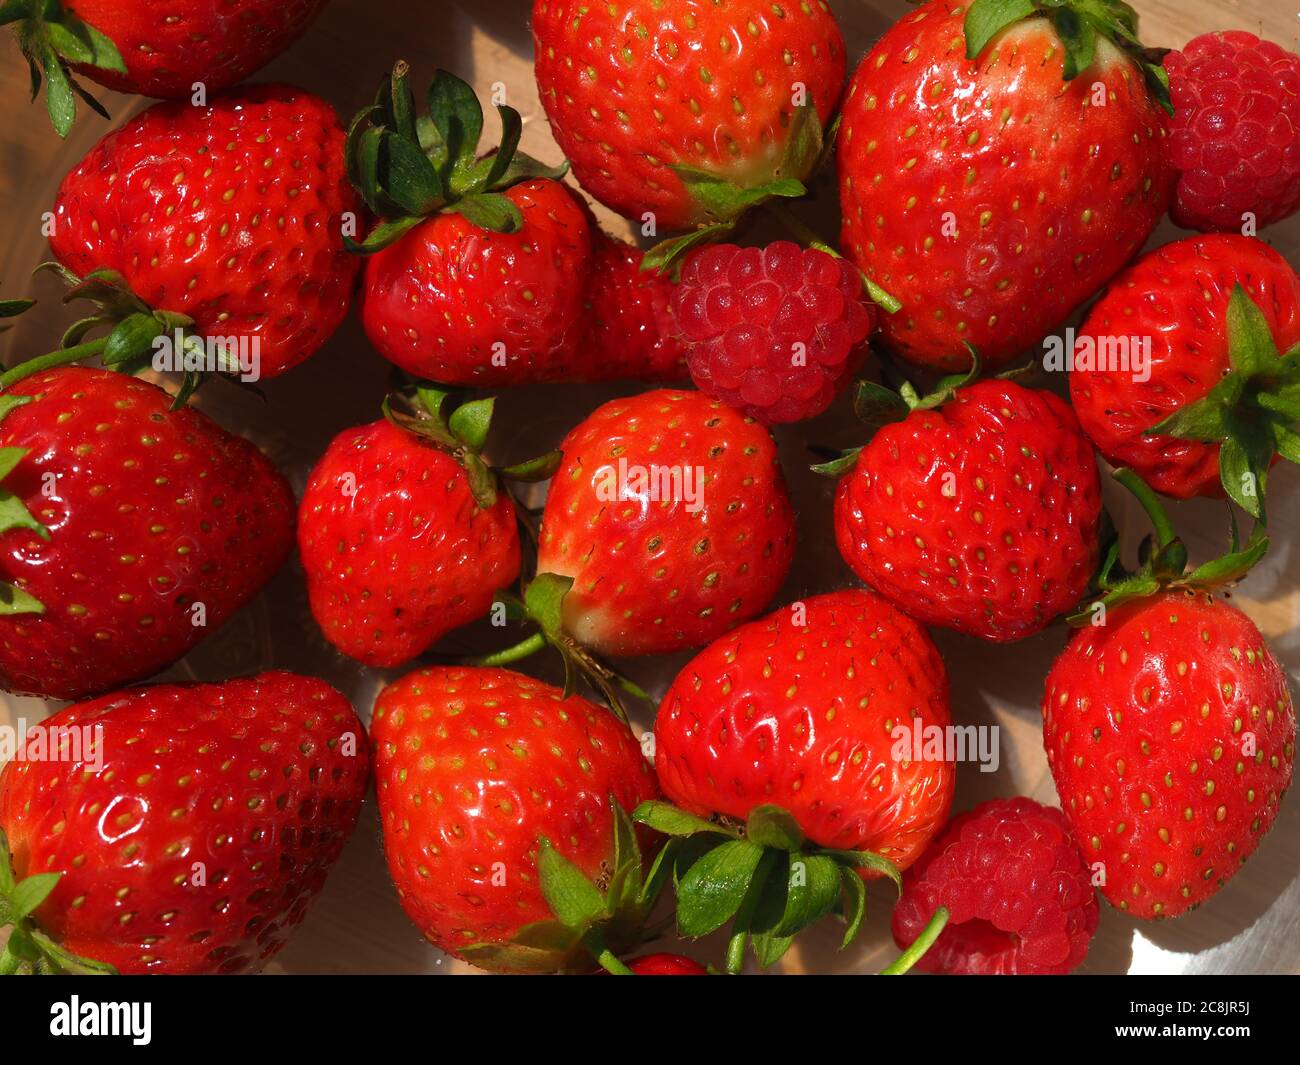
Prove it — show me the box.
[1165,31,1300,232]
[891,797,1099,976]
[670,241,874,423]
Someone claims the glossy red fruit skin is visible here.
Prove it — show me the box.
[360,179,594,386]
[537,389,796,657]
[892,797,1099,975]
[1042,591,1295,919]
[655,589,955,873]
[297,419,521,668]
[64,1,329,98]
[1166,31,1300,233]
[532,0,847,231]
[1070,234,1300,499]
[834,380,1102,642]
[625,953,707,975]
[581,237,689,383]
[672,241,875,424]
[50,85,359,379]
[370,666,659,972]
[0,368,294,701]
[839,1,1172,371]
[0,671,369,974]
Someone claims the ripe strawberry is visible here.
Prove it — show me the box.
[671,241,875,424]
[370,665,660,974]
[0,671,369,974]
[892,797,1099,974]
[9,0,329,135]
[1042,471,1294,919]
[1069,234,1300,521]
[640,588,955,971]
[624,953,706,975]
[839,0,1173,370]
[48,85,359,380]
[532,0,847,233]
[298,388,555,668]
[1166,31,1300,233]
[536,389,795,657]
[0,367,294,701]
[828,376,1102,642]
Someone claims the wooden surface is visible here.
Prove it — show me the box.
[1,0,1299,975]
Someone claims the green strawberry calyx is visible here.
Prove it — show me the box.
[382,384,560,510]
[2,0,125,138]
[345,62,569,254]
[458,798,668,975]
[1067,467,1269,625]
[963,0,1172,114]
[1147,283,1300,525]
[810,347,985,477]
[632,799,947,975]
[472,573,649,725]
[0,263,224,409]
[641,101,832,276]
[0,828,117,975]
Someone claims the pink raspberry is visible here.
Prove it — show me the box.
[891,797,1099,976]
[670,241,874,423]
[1165,31,1300,232]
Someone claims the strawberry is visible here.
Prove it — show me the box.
[45,84,359,381]
[1069,234,1300,522]
[838,0,1173,371]
[639,588,955,972]
[370,665,661,974]
[1043,471,1294,918]
[298,387,557,668]
[8,0,329,135]
[531,0,847,236]
[535,388,795,657]
[624,953,707,975]
[825,374,1103,642]
[0,367,294,701]
[0,671,369,974]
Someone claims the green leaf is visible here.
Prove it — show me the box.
[1225,283,1281,377]
[490,149,569,189]
[671,164,806,223]
[1183,526,1269,587]
[40,40,76,138]
[498,449,563,482]
[964,0,1036,59]
[524,572,575,638]
[1274,422,1300,466]
[102,312,164,365]
[853,380,911,426]
[11,872,59,918]
[776,102,825,185]
[427,69,484,175]
[772,854,842,937]
[380,131,445,216]
[638,838,679,909]
[810,447,861,478]
[477,106,523,192]
[1150,385,1235,442]
[0,298,34,319]
[448,396,494,452]
[676,839,765,938]
[349,124,387,216]
[385,63,418,143]
[0,582,43,616]
[821,848,903,891]
[48,12,125,73]
[641,221,736,276]
[537,837,606,931]
[345,214,425,256]
[839,866,868,948]
[745,805,805,851]
[1218,431,1268,522]
[448,192,523,233]
[0,827,15,894]
[632,800,737,839]
[1053,7,1097,79]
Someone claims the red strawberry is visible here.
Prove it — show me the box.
[624,953,707,975]
[640,588,954,971]
[536,389,795,657]
[48,85,359,379]
[671,241,875,424]
[370,665,660,974]
[892,797,1100,974]
[298,388,550,668]
[1069,233,1300,520]
[1165,31,1300,233]
[532,0,847,233]
[829,377,1102,642]
[0,367,294,701]
[360,177,595,386]
[1042,473,1294,919]
[11,0,329,135]
[0,671,369,974]
[839,0,1173,370]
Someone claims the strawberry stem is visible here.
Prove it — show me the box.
[879,906,949,975]
[1113,467,1177,549]
[585,931,636,976]
[470,631,548,667]
[0,335,108,389]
